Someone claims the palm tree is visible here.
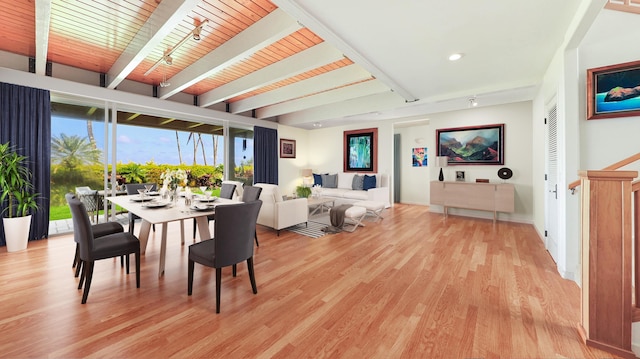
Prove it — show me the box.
[175,131,183,164]
[51,133,101,170]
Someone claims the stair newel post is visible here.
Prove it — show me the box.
[578,170,638,359]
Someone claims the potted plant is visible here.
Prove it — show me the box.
[295,185,311,199]
[0,142,39,252]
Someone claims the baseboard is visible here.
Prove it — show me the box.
[427,206,533,224]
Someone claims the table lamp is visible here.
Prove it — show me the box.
[301,168,313,186]
[437,156,448,181]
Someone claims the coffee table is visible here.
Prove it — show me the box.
[307,197,334,217]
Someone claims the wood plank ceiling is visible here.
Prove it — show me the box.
[0,0,377,131]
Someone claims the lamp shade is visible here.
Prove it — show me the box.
[436,156,448,167]
[301,168,313,177]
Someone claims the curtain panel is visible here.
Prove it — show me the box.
[253,126,278,185]
[0,82,52,246]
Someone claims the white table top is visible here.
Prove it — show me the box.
[106,194,239,224]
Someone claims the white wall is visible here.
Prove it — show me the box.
[394,124,431,205]
[422,102,534,222]
[276,125,310,196]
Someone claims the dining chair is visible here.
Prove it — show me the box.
[67,195,141,304]
[187,200,262,313]
[241,185,263,247]
[125,183,157,234]
[66,193,125,277]
[192,182,237,240]
[75,186,99,223]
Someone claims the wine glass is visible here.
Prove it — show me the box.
[144,184,154,194]
[137,188,146,203]
[199,186,207,199]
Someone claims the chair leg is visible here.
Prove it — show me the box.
[129,218,135,234]
[193,218,197,239]
[125,254,130,274]
[216,268,222,314]
[152,224,156,232]
[254,231,259,247]
[120,255,124,268]
[81,261,95,304]
[72,244,79,268]
[232,264,237,277]
[135,251,140,288]
[75,259,83,279]
[187,260,194,295]
[247,257,257,294]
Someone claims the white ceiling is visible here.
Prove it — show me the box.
[273,0,586,128]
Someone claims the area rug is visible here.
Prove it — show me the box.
[285,220,327,238]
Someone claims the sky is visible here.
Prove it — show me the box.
[51,116,253,166]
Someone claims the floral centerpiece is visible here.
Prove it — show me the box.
[160,168,188,192]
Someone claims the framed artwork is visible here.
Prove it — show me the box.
[456,171,465,182]
[344,128,378,172]
[412,147,427,167]
[587,60,640,120]
[279,138,296,158]
[436,123,504,165]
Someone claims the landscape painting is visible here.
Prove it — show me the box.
[587,60,640,120]
[436,124,504,165]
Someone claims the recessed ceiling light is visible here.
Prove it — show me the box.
[448,53,463,61]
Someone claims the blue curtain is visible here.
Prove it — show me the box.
[0,82,51,245]
[253,126,278,184]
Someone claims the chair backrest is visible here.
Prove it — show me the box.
[221,180,244,199]
[66,195,95,258]
[213,200,262,268]
[241,185,262,203]
[219,183,237,200]
[125,183,157,195]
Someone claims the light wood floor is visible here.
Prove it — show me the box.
[0,204,616,358]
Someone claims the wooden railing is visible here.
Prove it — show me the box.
[573,154,640,359]
[568,152,640,192]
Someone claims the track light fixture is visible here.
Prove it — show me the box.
[469,97,478,108]
[144,19,209,76]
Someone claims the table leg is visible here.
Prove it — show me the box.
[158,222,168,277]
[195,216,211,241]
[180,219,185,245]
[138,220,152,254]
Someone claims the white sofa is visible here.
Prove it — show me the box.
[315,172,390,208]
[254,183,308,234]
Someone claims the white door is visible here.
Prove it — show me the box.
[545,102,559,263]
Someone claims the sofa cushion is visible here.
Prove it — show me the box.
[363,174,377,190]
[321,173,338,188]
[338,172,354,189]
[352,174,364,190]
[313,173,323,186]
[342,190,369,201]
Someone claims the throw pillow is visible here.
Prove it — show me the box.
[363,174,377,190]
[352,174,364,190]
[313,173,323,186]
[338,172,355,189]
[321,173,338,188]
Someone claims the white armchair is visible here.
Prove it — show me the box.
[254,183,308,235]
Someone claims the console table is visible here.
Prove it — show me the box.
[430,181,515,222]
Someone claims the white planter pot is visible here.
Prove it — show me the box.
[3,215,32,252]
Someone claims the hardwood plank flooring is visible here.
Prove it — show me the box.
[0,204,618,358]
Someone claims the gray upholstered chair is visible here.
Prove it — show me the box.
[67,195,140,304]
[66,193,125,277]
[241,185,263,246]
[125,183,157,234]
[192,182,237,240]
[187,200,262,313]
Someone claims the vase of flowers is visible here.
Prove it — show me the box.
[160,168,187,203]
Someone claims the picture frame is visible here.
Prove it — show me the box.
[344,128,378,172]
[412,147,427,167]
[456,171,465,182]
[279,138,296,158]
[436,123,504,165]
[587,60,640,120]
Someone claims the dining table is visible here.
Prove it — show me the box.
[107,193,239,277]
